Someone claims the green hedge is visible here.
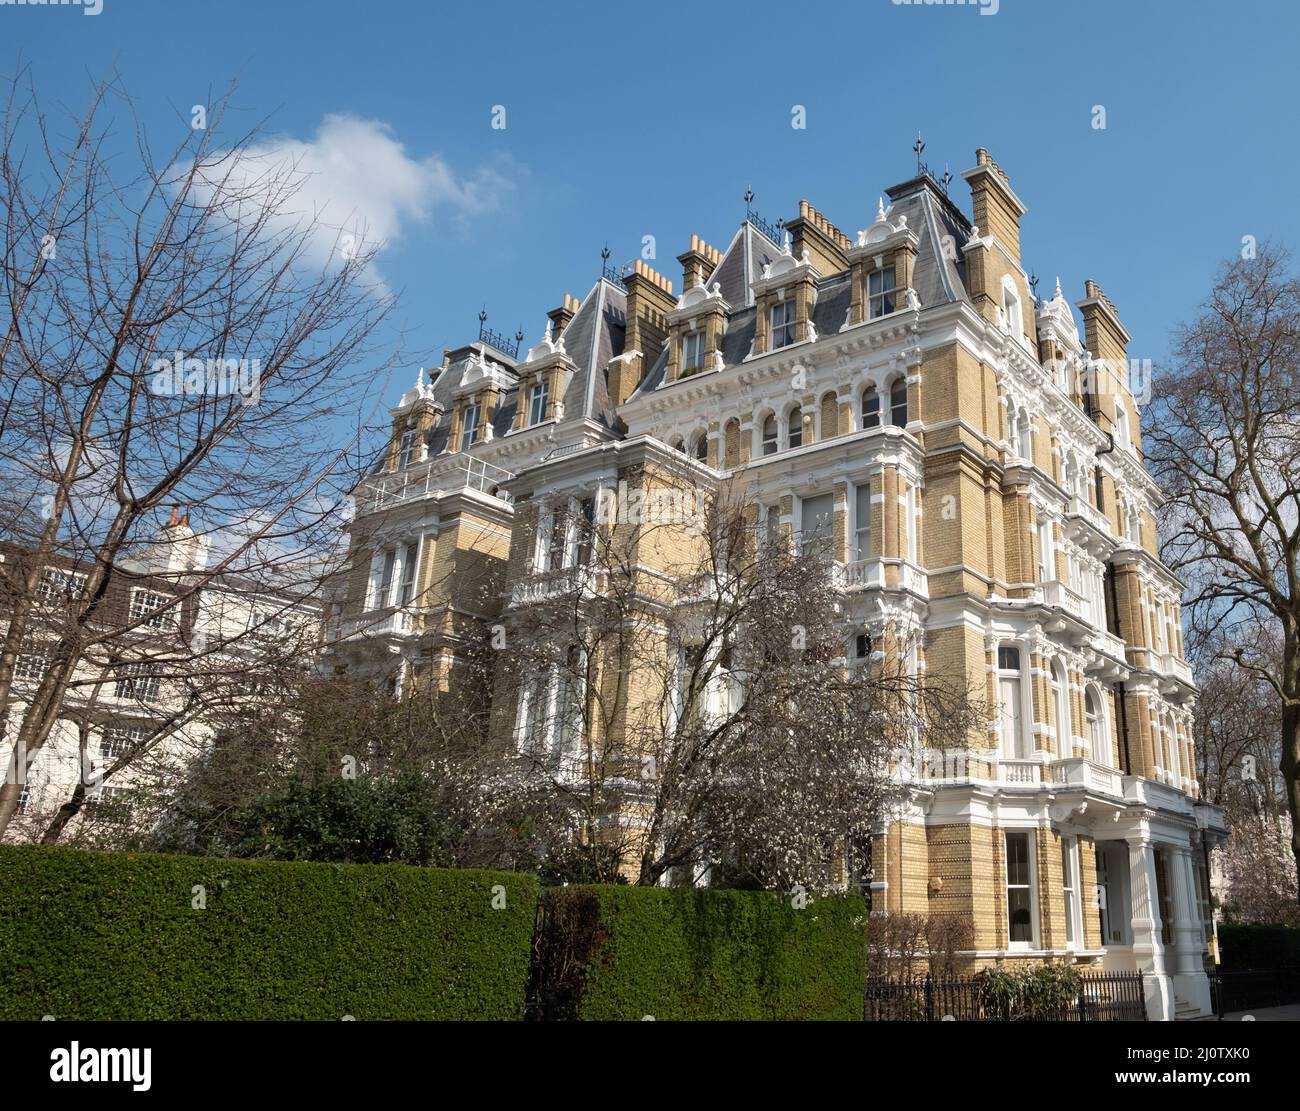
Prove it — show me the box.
[0,845,537,1020]
[532,885,867,1020]
[1218,923,1300,971]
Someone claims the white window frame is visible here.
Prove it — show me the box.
[129,589,170,629]
[799,492,835,557]
[761,413,778,456]
[1086,684,1110,766]
[14,640,52,682]
[460,402,481,451]
[528,379,550,426]
[1004,829,1039,949]
[38,569,87,603]
[889,377,908,427]
[1061,835,1081,950]
[398,428,416,469]
[114,662,161,703]
[681,329,705,372]
[868,265,896,319]
[770,299,795,349]
[787,407,803,450]
[997,644,1030,760]
[861,385,881,429]
[853,482,872,561]
[1051,658,1072,757]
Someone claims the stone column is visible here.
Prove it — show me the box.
[1170,847,1202,976]
[1128,836,1173,1020]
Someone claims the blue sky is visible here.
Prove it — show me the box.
[8,0,1298,404]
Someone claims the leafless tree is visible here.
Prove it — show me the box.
[0,69,400,837]
[497,467,980,888]
[1146,245,1300,901]
[1188,628,1298,923]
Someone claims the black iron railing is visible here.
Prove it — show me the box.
[1207,968,1300,1018]
[865,971,1147,1022]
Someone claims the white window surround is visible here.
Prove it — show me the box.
[770,299,795,349]
[681,329,705,373]
[853,482,871,561]
[1085,684,1111,767]
[528,379,550,426]
[996,643,1031,760]
[868,265,896,320]
[1004,829,1040,949]
[1061,835,1082,950]
[129,589,170,629]
[1051,658,1072,757]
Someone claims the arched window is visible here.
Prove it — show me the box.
[670,437,685,454]
[997,644,1028,759]
[890,378,908,427]
[693,434,708,463]
[787,408,803,450]
[761,413,778,456]
[1086,686,1109,766]
[862,385,881,429]
[1051,659,1072,757]
[1114,404,1130,450]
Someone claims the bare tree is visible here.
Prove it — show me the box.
[1146,245,1300,900]
[0,69,399,837]
[1188,629,1298,923]
[497,468,979,888]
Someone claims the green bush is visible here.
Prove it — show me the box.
[1218,923,1300,971]
[0,844,537,1020]
[532,885,867,1020]
[974,965,1083,1019]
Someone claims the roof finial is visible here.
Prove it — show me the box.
[416,366,425,389]
[782,229,792,254]
[744,186,755,217]
[876,196,886,223]
[544,319,553,342]
[913,132,926,176]
[1054,276,1063,300]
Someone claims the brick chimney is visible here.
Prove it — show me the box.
[676,234,722,291]
[611,260,676,406]
[962,148,1027,263]
[547,292,579,337]
[785,199,851,275]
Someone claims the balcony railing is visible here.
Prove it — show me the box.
[1156,651,1195,686]
[509,565,595,606]
[1039,579,1089,622]
[836,557,928,596]
[1066,495,1110,535]
[330,606,418,642]
[907,750,1126,799]
[362,452,515,515]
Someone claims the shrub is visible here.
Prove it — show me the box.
[531,885,867,1020]
[974,965,1082,1019]
[0,844,536,1020]
[1218,923,1300,971]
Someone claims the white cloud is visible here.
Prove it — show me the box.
[192,114,512,289]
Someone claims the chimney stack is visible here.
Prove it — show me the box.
[546,292,580,337]
[676,234,722,290]
[611,260,677,406]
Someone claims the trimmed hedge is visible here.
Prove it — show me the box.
[1218,923,1300,971]
[532,885,867,1020]
[0,845,537,1020]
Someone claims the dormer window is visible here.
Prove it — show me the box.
[868,266,896,319]
[787,408,803,449]
[398,429,416,469]
[862,385,881,428]
[761,413,778,456]
[682,330,705,374]
[1003,284,1023,339]
[460,402,480,451]
[528,380,549,426]
[770,300,796,349]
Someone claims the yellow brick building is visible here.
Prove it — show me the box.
[330,148,1226,1020]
